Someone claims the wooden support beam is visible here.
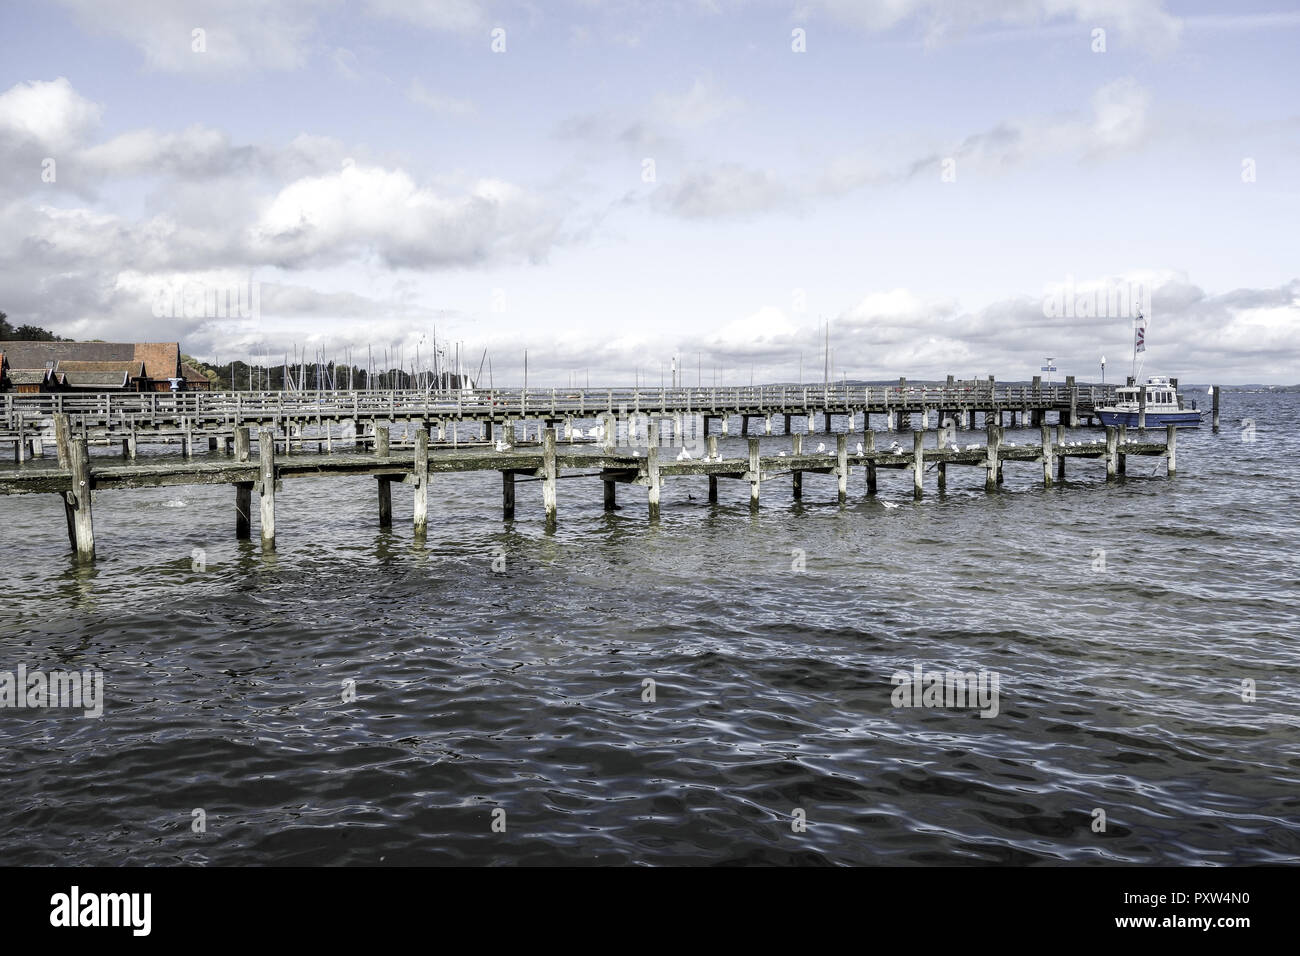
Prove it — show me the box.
[936,420,948,492]
[602,476,615,511]
[1166,424,1177,477]
[413,426,430,533]
[542,426,558,525]
[1118,424,1128,475]
[258,429,276,550]
[1212,385,1220,432]
[1138,388,1147,430]
[707,434,718,503]
[1105,426,1118,480]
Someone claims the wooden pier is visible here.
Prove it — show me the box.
[0,377,1139,463]
[0,412,1180,563]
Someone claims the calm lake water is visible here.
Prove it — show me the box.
[1,390,1298,865]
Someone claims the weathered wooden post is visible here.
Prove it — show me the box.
[1211,385,1220,432]
[542,426,558,525]
[375,425,392,528]
[1117,424,1127,475]
[503,472,516,519]
[1056,422,1066,481]
[1105,426,1118,480]
[707,435,718,503]
[837,433,848,503]
[234,426,252,539]
[748,437,761,508]
[646,423,660,519]
[912,430,924,500]
[1041,423,1053,487]
[602,475,615,511]
[1166,424,1177,477]
[412,426,429,534]
[258,428,276,550]
[864,431,877,495]
[1137,387,1147,430]
[65,434,95,562]
[1069,386,1079,427]
[53,413,71,468]
[602,412,616,454]
[984,423,1000,492]
[936,421,948,492]
[792,433,803,499]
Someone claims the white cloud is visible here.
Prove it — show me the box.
[407,79,476,116]
[0,77,101,150]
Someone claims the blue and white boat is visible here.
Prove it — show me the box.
[1096,377,1204,428]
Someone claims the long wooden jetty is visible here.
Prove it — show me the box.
[0,408,1179,563]
[1,377,1135,462]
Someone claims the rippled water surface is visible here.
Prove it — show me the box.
[2,391,1298,865]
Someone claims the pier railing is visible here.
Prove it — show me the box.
[3,382,1118,426]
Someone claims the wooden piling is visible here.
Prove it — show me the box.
[1212,386,1220,432]
[258,429,276,550]
[375,425,392,528]
[837,433,848,503]
[1138,388,1147,431]
[865,431,877,494]
[64,434,95,562]
[792,433,803,499]
[503,471,516,519]
[1105,426,1119,480]
[936,422,948,492]
[985,424,1000,492]
[748,437,761,508]
[234,426,252,539]
[912,430,924,500]
[646,423,659,519]
[1117,424,1127,475]
[1166,424,1177,477]
[707,435,719,503]
[602,476,615,511]
[542,426,558,525]
[413,427,429,534]
[1041,424,1053,487]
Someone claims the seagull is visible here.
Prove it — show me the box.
[778,451,786,457]
[676,447,693,461]
[816,442,826,452]
[494,440,506,452]
[856,442,864,454]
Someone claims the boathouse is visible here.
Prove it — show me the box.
[0,342,211,393]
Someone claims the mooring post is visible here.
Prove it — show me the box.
[837,433,848,503]
[1138,388,1147,431]
[707,434,719,503]
[258,428,276,550]
[1055,422,1066,480]
[1069,387,1079,427]
[807,413,815,434]
[1105,426,1118,480]
[748,437,761,508]
[64,434,95,562]
[503,471,516,519]
[865,431,877,494]
[792,433,803,499]
[1041,423,1053,487]
[602,412,616,453]
[542,426,558,525]
[936,421,948,492]
[765,414,773,436]
[985,423,1000,492]
[1117,424,1128,474]
[375,425,392,528]
[783,413,791,434]
[602,475,615,511]
[912,430,924,499]
[1166,424,1177,477]
[1211,385,1220,432]
[412,426,430,534]
[646,423,660,519]
[234,426,252,540]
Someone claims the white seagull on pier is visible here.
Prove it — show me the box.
[676,448,693,461]
[856,442,864,454]
[816,442,826,452]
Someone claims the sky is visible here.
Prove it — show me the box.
[0,0,1296,386]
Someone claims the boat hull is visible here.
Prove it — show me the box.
[1096,410,1203,428]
